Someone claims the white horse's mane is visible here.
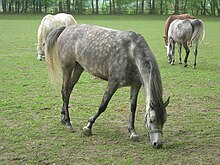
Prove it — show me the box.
[37,13,77,60]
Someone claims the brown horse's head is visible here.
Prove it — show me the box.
[163,36,168,46]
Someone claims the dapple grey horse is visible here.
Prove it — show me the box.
[45,24,170,149]
[167,19,205,68]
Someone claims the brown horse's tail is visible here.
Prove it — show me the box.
[45,26,66,88]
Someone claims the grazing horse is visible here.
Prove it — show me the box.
[167,19,205,68]
[37,13,77,60]
[164,14,195,46]
[45,24,170,149]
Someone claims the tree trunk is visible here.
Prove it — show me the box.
[59,1,63,12]
[109,0,112,14]
[182,0,187,13]
[44,0,47,13]
[67,0,71,13]
[112,0,115,13]
[136,0,138,14]
[2,0,7,13]
[96,0,99,14]
[152,0,155,14]
[160,0,163,15]
[215,0,220,16]
[91,0,94,13]
[141,0,144,14]
[174,0,179,14]
[39,0,42,13]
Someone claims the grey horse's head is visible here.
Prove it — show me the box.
[167,37,175,65]
[146,97,170,149]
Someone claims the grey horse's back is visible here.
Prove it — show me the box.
[168,19,193,43]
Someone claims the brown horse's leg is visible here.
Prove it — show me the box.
[128,84,141,142]
[83,80,118,136]
[61,62,84,132]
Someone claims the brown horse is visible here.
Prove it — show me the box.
[164,14,195,46]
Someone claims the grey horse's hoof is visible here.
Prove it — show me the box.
[83,126,92,136]
[66,125,75,133]
[184,64,188,67]
[130,134,140,142]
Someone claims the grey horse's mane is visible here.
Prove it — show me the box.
[137,35,165,125]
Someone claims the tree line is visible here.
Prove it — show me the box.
[1,0,220,16]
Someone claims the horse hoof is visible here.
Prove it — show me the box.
[130,134,140,142]
[171,62,174,65]
[66,125,75,133]
[184,64,188,67]
[83,126,92,136]
[179,62,182,64]
[60,119,66,125]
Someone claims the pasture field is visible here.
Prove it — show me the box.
[0,14,219,164]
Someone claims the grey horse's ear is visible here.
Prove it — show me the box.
[163,97,170,108]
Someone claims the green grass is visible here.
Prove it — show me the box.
[0,14,219,164]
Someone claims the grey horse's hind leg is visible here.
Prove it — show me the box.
[193,42,198,69]
[83,81,118,136]
[183,42,190,67]
[178,43,182,64]
[61,63,84,132]
[128,85,141,142]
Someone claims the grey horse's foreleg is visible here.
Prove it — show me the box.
[61,63,84,132]
[128,85,141,142]
[83,81,118,136]
[170,41,175,65]
[183,42,190,67]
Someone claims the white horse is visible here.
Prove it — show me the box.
[167,19,205,68]
[37,13,77,60]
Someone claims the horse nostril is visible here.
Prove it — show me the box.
[153,142,163,149]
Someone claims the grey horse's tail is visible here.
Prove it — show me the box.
[190,19,205,43]
[45,26,66,87]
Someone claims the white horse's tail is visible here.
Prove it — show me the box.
[191,19,205,42]
[45,27,66,87]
